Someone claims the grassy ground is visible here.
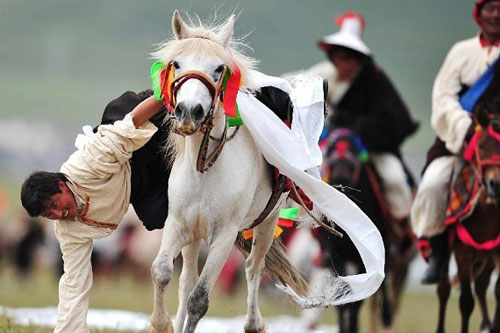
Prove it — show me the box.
[0,264,495,333]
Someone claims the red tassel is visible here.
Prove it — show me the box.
[222,62,241,118]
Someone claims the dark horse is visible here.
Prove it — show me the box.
[436,114,500,333]
[314,128,416,332]
[434,61,500,333]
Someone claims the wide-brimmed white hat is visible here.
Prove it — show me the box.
[318,11,371,56]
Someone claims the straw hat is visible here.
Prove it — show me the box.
[318,11,371,56]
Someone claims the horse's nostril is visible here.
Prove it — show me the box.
[192,104,205,120]
[175,103,186,119]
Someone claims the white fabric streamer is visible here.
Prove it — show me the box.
[237,72,385,307]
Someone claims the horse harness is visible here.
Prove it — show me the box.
[451,121,500,250]
[160,61,342,236]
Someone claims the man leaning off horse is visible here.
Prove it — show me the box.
[20,92,164,333]
[411,0,500,284]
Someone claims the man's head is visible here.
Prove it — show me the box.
[318,11,372,81]
[21,171,78,220]
[475,0,500,43]
[327,46,369,81]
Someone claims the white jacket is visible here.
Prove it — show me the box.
[432,36,499,153]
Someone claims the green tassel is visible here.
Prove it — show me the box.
[279,207,299,220]
[227,104,243,127]
[150,60,164,101]
[358,151,369,163]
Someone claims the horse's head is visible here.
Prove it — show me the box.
[321,128,368,187]
[152,11,255,136]
[468,115,500,201]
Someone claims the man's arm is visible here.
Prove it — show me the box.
[431,44,473,154]
[130,96,164,128]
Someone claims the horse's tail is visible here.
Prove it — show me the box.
[235,234,309,298]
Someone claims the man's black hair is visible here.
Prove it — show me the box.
[326,45,371,66]
[21,171,67,217]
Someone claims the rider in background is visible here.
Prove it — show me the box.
[286,11,419,225]
[411,0,500,284]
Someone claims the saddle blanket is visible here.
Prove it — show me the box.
[444,161,481,226]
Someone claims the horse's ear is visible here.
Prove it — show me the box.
[172,10,191,40]
[217,15,234,47]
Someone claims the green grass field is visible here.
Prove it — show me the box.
[0,263,495,333]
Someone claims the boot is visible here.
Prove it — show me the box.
[421,232,449,284]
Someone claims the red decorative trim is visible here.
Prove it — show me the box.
[418,239,430,262]
[77,196,118,230]
[479,34,500,47]
[334,11,366,32]
[456,222,500,250]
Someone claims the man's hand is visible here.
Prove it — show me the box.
[130,96,164,128]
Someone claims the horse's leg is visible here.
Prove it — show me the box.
[151,221,190,333]
[243,217,279,333]
[182,228,238,333]
[349,300,363,333]
[174,241,201,333]
[490,259,500,333]
[473,259,493,332]
[379,279,393,328]
[456,250,474,333]
[338,304,348,333]
[436,274,451,333]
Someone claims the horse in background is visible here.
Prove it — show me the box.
[306,128,415,332]
[436,113,500,333]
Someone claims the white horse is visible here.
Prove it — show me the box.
[149,10,385,333]
[149,11,307,333]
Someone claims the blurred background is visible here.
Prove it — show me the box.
[0,0,488,332]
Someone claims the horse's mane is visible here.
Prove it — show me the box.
[151,14,259,91]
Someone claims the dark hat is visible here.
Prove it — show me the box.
[99,90,153,128]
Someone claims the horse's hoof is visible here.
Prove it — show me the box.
[149,323,174,333]
[244,326,266,333]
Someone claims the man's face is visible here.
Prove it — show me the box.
[331,50,361,82]
[41,180,78,220]
[479,1,500,38]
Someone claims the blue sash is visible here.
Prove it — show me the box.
[459,56,499,112]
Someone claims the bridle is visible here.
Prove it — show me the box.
[323,129,367,184]
[464,122,500,182]
[160,61,228,132]
[159,61,239,173]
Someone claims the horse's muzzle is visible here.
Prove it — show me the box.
[174,102,206,135]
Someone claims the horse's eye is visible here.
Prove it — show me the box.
[214,65,225,81]
[215,65,225,74]
[173,61,180,69]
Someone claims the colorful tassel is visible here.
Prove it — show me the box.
[150,61,164,101]
[222,62,242,118]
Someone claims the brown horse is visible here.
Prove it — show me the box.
[436,114,500,333]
